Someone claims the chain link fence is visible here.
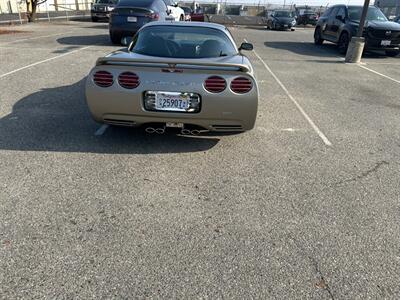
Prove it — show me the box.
[0,1,91,24]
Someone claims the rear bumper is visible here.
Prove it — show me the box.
[85,71,258,132]
[109,26,140,37]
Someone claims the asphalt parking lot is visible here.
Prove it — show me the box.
[1,21,400,299]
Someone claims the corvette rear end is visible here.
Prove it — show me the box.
[85,22,258,133]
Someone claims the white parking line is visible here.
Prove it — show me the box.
[358,65,400,84]
[246,39,332,146]
[95,124,109,136]
[0,31,73,45]
[0,45,93,79]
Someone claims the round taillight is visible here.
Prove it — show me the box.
[204,76,226,93]
[93,70,113,87]
[230,77,253,94]
[118,72,140,89]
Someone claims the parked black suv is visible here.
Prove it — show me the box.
[91,0,118,22]
[314,5,400,56]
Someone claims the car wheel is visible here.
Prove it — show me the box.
[338,32,350,54]
[314,27,324,45]
[91,16,98,22]
[385,50,400,57]
[179,14,184,21]
[110,32,121,45]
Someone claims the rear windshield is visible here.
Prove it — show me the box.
[95,0,117,3]
[130,26,237,58]
[348,6,387,21]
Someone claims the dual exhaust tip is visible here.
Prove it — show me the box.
[145,126,204,135]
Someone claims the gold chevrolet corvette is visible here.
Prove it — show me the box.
[85,22,258,134]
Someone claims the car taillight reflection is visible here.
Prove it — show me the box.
[204,76,226,93]
[118,72,140,89]
[230,77,253,94]
[93,70,113,87]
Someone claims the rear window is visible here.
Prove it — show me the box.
[95,0,117,3]
[130,26,237,58]
[117,0,153,7]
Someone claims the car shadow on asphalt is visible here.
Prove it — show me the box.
[0,79,219,154]
[57,34,116,47]
[264,41,340,58]
[264,41,394,59]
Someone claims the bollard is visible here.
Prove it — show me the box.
[345,37,365,63]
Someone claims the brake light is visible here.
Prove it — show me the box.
[118,72,140,89]
[93,70,113,87]
[204,76,226,93]
[230,77,253,94]
[146,12,159,20]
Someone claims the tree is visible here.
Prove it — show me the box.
[26,0,48,22]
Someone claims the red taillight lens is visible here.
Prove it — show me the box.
[230,77,253,94]
[204,76,226,93]
[93,70,113,87]
[118,72,140,89]
[146,12,159,20]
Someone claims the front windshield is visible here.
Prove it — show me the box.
[348,6,388,21]
[274,11,293,18]
[131,26,237,58]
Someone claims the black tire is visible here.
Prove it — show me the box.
[179,14,184,21]
[385,50,400,57]
[338,32,350,55]
[314,27,324,45]
[91,16,98,22]
[110,32,121,45]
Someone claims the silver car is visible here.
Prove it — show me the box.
[86,22,258,134]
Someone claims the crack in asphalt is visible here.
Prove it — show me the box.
[291,238,335,300]
[334,160,389,186]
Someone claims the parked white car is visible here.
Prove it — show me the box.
[163,0,185,21]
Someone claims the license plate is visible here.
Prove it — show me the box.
[155,92,190,112]
[127,16,137,22]
[381,40,391,46]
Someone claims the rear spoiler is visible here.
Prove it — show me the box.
[96,57,250,73]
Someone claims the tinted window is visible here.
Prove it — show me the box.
[131,26,237,58]
[95,0,117,3]
[348,6,388,21]
[274,11,293,17]
[322,7,333,17]
[117,0,153,7]
[330,7,339,18]
[337,7,346,19]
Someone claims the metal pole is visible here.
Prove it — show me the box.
[46,0,50,21]
[356,0,370,37]
[16,0,23,24]
[65,0,69,21]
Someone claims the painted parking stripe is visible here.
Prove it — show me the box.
[246,39,332,146]
[95,124,109,136]
[0,45,93,79]
[358,65,400,84]
[0,31,73,45]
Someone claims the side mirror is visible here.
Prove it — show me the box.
[239,42,253,51]
[173,2,178,7]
